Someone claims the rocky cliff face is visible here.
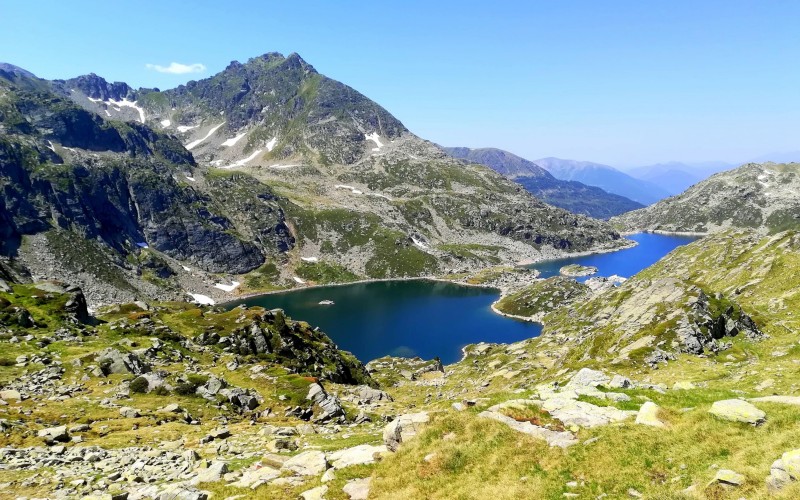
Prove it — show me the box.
[612,162,800,233]
[0,70,294,303]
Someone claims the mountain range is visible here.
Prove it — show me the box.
[443,147,644,219]
[531,157,672,205]
[0,53,625,306]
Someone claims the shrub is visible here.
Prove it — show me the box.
[174,382,198,396]
[129,376,149,394]
[152,385,170,396]
[186,374,208,387]
[0,357,14,367]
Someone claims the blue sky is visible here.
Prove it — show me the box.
[2,1,798,166]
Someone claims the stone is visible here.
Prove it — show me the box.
[157,486,209,500]
[635,401,667,428]
[478,408,577,449]
[709,399,766,425]
[194,461,229,483]
[38,425,70,444]
[119,407,141,418]
[307,383,345,423]
[158,403,183,414]
[0,389,22,401]
[356,386,392,404]
[96,348,149,376]
[541,397,636,428]
[299,485,328,500]
[767,449,800,490]
[709,469,745,487]
[749,395,800,406]
[383,412,429,451]
[228,466,280,489]
[342,477,371,500]
[321,468,336,483]
[328,444,388,468]
[672,381,696,390]
[565,368,610,389]
[281,450,328,476]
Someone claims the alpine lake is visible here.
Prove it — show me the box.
[227,233,699,364]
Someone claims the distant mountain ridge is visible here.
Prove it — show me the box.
[443,147,643,219]
[624,161,735,195]
[533,157,672,205]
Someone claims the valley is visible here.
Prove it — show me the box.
[0,41,799,500]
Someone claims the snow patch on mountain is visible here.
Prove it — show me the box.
[222,132,247,147]
[186,122,226,150]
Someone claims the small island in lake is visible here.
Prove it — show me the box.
[559,263,599,277]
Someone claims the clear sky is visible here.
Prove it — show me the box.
[2,1,798,166]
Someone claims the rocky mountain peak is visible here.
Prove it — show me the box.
[0,63,37,79]
[63,73,135,102]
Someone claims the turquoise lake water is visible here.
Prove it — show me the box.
[229,233,699,364]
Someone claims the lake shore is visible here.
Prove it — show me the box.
[620,229,708,237]
[225,236,640,306]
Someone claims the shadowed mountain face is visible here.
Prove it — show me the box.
[533,157,672,205]
[444,147,644,219]
[612,162,800,234]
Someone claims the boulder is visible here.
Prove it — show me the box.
[229,466,280,489]
[156,486,209,500]
[343,477,372,500]
[299,485,328,500]
[383,412,429,451]
[96,348,149,376]
[194,461,228,483]
[38,425,70,444]
[635,402,667,428]
[709,469,745,487]
[541,397,635,428]
[709,399,766,425]
[565,368,610,390]
[328,444,387,468]
[0,389,22,401]
[608,375,633,389]
[356,386,393,404]
[766,449,800,490]
[119,407,141,418]
[307,382,345,422]
[281,450,328,476]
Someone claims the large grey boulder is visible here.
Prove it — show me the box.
[96,348,149,376]
[38,425,70,444]
[383,412,429,451]
[709,399,766,425]
[766,449,800,491]
[565,368,610,390]
[194,461,228,483]
[307,383,345,422]
[343,477,372,500]
[328,444,387,468]
[356,386,393,404]
[281,450,328,476]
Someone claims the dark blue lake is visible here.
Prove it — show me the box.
[229,233,699,364]
[530,232,700,280]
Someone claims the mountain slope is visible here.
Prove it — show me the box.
[1,54,627,305]
[534,157,671,205]
[612,162,800,234]
[444,147,644,218]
